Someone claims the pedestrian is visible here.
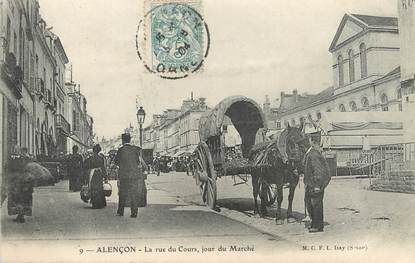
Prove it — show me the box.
[6,147,34,223]
[114,133,148,218]
[83,144,108,209]
[67,145,83,191]
[298,137,331,233]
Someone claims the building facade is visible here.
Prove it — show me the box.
[272,13,405,133]
[142,95,208,156]
[65,81,94,154]
[1,0,75,193]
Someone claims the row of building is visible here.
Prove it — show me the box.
[141,94,208,156]
[0,1,94,180]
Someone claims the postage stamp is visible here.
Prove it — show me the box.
[136,0,210,79]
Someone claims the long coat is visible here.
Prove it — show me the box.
[303,148,331,190]
[67,153,83,191]
[115,144,148,207]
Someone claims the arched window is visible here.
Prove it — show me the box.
[338,55,344,87]
[361,97,369,110]
[397,88,403,111]
[360,43,367,78]
[284,120,289,127]
[316,112,322,120]
[349,101,357,111]
[291,119,296,126]
[348,49,355,82]
[339,104,346,112]
[381,93,389,111]
[397,88,402,99]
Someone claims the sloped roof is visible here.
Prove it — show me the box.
[279,87,335,117]
[351,14,398,28]
[329,13,398,52]
[373,66,400,84]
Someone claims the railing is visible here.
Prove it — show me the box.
[55,114,70,134]
[371,142,415,177]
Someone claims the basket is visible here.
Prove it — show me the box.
[103,182,112,197]
[80,185,90,203]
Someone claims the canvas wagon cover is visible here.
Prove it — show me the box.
[198,96,267,142]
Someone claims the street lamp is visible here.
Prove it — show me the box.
[136,106,146,147]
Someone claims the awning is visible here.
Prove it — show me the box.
[318,112,409,149]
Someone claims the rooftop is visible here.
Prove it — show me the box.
[351,14,398,28]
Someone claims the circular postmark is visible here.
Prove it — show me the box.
[136,3,210,79]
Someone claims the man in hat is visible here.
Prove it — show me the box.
[114,133,148,218]
[299,137,331,233]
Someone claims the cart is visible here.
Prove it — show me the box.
[192,96,267,209]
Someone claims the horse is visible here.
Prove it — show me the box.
[249,123,306,224]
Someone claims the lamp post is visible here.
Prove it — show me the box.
[136,106,146,147]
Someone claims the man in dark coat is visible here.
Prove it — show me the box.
[300,138,331,233]
[115,133,148,218]
[67,145,83,191]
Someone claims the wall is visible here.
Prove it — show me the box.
[398,0,415,81]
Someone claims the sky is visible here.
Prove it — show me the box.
[38,0,398,139]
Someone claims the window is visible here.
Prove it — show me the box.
[14,32,17,55]
[276,121,281,129]
[381,94,389,111]
[349,101,357,111]
[291,119,296,126]
[338,55,344,87]
[361,97,369,110]
[284,120,289,127]
[360,43,367,78]
[326,108,331,112]
[348,49,355,82]
[339,104,346,112]
[6,17,11,51]
[316,112,322,120]
[397,88,403,111]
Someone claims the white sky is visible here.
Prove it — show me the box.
[38,0,397,139]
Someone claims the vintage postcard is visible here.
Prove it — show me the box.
[1,0,414,262]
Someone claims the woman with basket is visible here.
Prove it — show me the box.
[83,144,110,209]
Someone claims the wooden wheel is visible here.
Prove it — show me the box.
[193,141,217,209]
[259,178,277,206]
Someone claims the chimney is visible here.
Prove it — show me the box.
[293,89,298,102]
[263,95,271,116]
[191,91,194,101]
[280,91,285,98]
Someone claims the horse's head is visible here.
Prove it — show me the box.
[285,122,309,162]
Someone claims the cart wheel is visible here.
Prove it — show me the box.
[259,178,277,206]
[194,141,217,209]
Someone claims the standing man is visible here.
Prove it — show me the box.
[115,133,148,218]
[67,145,83,191]
[300,138,331,233]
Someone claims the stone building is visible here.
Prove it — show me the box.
[65,81,94,154]
[142,94,208,156]
[1,0,72,191]
[272,13,404,131]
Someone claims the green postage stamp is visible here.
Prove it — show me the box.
[136,0,210,79]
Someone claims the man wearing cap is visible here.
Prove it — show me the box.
[300,137,331,233]
[114,133,148,218]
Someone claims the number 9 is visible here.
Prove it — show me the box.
[79,249,84,255]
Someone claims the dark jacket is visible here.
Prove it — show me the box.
[84,154,107,180]
[115,144,147,180]
[303,148,331,189]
